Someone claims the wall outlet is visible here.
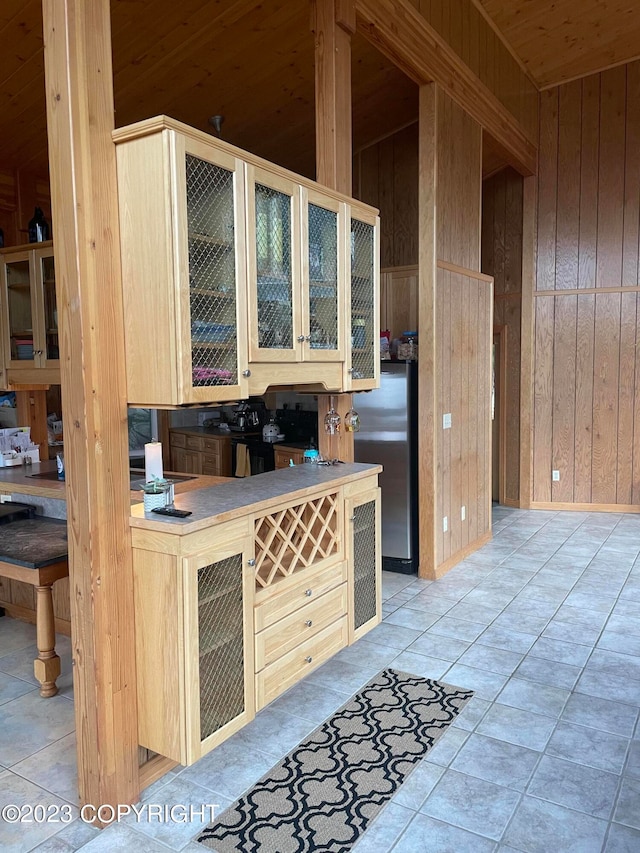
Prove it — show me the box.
[461,505,466,521]
[443,516,448,532]
[552,470,560,482]
[443,413,452,429]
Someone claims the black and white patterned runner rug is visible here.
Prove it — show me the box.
[197,668,473,853]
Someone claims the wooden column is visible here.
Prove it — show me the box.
[312,0,357,461]
[42,0,139,811]
[417,84,438,578]
[519,175,537,508]
[15,387,49,459]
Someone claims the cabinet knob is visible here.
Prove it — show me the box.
[297,335,305,343]
[247,558,256,567]
[304,335,311,342]
[347,368,353,374]
[305,619,313,627]
[350,515,355,521]
[305,656,313,663]
[305,589,312,597]
[242,369,251,377]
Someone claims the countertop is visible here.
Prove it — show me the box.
[0,460,229,501]
[130,462,381,535]
[0,516,68,568]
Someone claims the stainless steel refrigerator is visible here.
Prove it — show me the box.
[354,361,419,573]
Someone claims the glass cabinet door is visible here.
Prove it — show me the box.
[4,254,35,366]
[247,166,300,362]
[39,253,59,364]
[302,192,343,362]
[185,153,241,394]
[349,216,377,386]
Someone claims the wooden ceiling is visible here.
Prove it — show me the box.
[0,0,417,180]
[477,0,640,88]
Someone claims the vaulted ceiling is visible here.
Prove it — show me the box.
[477,0,640,88]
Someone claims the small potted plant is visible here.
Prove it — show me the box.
[139,477,172,511]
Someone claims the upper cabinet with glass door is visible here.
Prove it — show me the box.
[114,121,249,406]
[344,206,380,392]
[113,117,378,405]
[0,242,60,384]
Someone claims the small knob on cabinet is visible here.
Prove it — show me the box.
[297,335,305,342]
[305,589,312,597]
[304,335,311,342]
[347,368,353,374]
[242,369,251,377]
[247,558,256,567]
[305,620,313,627]
[305,656,313,663]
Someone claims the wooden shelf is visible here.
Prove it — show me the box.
[191,341,234,350]
[190,288,234,298]
[199,629,240,659]
[7,282,30,289]
[198,583,237,608]
[189,233,232,249]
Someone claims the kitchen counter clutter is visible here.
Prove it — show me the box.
[131,462,382,765]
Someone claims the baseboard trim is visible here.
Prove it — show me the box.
[139,754,177,791]
[530,501,640,514]
[501,498,520,508]
[421,530,492,580]
[0,600,72,636]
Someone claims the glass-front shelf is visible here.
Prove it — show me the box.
[350,219,375,381]
[308,203,338,351]
[255,184,293,349]
[6,259,34,361]
[186,154,238,389]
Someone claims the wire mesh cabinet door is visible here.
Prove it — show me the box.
[346,487,382,643]
[183,536,255,764]
[344,205,380,392]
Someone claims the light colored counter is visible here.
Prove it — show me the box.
[130,462,382,535]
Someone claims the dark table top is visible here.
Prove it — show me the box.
[0,517,68,569]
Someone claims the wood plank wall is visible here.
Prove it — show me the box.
[353,123,419,268]
[0,168,52,246]
[408,0,538,144]
[482,167,523,506]
[434,90,492,572]
[533,61,640,510]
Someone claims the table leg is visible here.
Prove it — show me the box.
[34,583,61,697]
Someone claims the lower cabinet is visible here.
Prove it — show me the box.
[274,445,306,469]
[131,473,380,766]
[169,429,232,477]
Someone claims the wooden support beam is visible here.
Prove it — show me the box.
[355,0,538,177]
[417,84,438,578]
[15,388,49,460]
[519,175,537,508]
[42,0,139,812]
[312,0,356,462]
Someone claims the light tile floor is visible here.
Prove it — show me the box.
[2,506,640,852]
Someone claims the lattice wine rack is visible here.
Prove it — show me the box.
[254,492,340,588]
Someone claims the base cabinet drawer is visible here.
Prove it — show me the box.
[254,561,347,631]
[256,616,348,709]
[255,583,347,670]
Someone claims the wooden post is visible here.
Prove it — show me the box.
[519,175,537,508]
[312,0,357,461]
[15,387,49,460]
[42,0,139,811]
[418,83,438,578]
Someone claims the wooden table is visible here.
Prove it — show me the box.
[0,517,69,697]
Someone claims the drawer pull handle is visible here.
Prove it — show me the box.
[305,620,313,627]
[247,558,256,567]
[305,656,313,663]
[305,589,313,597]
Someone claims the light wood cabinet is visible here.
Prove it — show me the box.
[131,468,381,764]
[132,521,255,766]
[113,117,379,405]
[169,428,231,477]
[0,242,60,384]
[274,445,306,469]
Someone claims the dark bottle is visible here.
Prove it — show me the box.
[28,207,50,243]
[0,228,4,248]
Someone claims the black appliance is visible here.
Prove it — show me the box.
[231,436,275,476]
[230,407,318,477]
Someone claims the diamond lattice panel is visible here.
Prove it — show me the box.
[308,204,338,351]
[350,219,375,381]
[254,493,339,588]
[198,553,245,741]
[255,184,293,349]
[186,155,238,388]
[353,500,377,629]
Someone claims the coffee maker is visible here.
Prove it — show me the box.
[230,400,263,432]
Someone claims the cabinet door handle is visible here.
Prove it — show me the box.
[347,368,353,374]
[247,558,256,567]
[350,515,355,521]
[297,334,305,343]
[304,335,311,342]
[305,589,312,597]
[305,619,313,627]
[305,656,313,663]
[242,369,251,377]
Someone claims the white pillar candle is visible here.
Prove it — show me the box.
[144,441,163,482]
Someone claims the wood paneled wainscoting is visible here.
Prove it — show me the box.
[532,62,640,511]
